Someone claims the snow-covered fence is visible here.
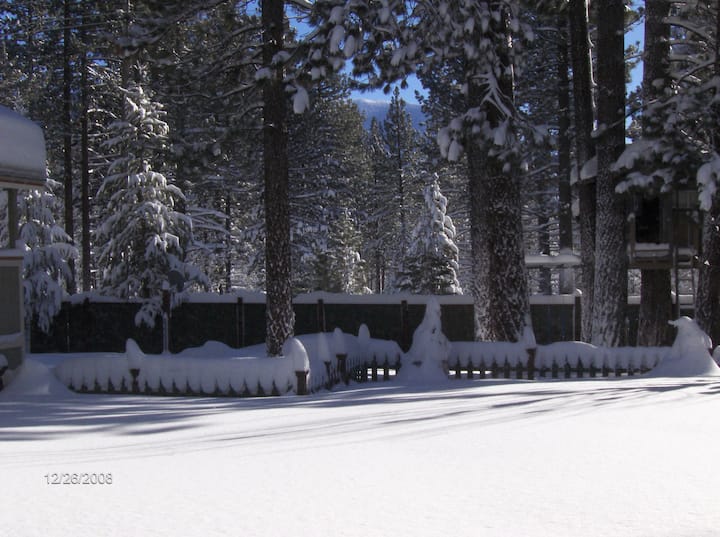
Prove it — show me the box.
[446,341,670,380]
[53,329,405,397]
[55,349,301,397]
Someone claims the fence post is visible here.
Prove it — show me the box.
[324,360,333,389]
[574,294,582,341]
[64,302,71,353]
[317,298,326,333]
[295,370,308,396]
[336,353,348,384]
[129,368,140,393]
[400,300,409,351]
[236,297,245,348]
[527,346,537,380]
[162,287,171,354]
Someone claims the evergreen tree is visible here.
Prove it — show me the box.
[395,179,461,295]
[288,75,373,293]
[365,117,392,292]
[311,209,368,293]
[382,87,424,263]
[95,71,205,326]
[0,181,77,334]
[19,181,78,334]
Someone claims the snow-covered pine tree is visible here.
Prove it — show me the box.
[395,179,461,295]
[365,117,393,293]
[95,70,205,326]
[288,75,373,294]
[145,1,264,293]
[312,209,368,294]
[382,87,424,264]
[18,181,78,333]
[0,181,77,334]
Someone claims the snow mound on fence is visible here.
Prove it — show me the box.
[0,356,72,397]
[647,317,720,377]
[397,297,450,384]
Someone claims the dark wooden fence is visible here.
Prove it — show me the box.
[30,294,693,354]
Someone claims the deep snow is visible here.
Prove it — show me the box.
[2,350,720,537]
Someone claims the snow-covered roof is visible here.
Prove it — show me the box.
[0,105,46,189]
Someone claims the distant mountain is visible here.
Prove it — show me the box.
[354,98,426,131]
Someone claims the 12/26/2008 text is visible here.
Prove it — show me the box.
[45,473,113,485]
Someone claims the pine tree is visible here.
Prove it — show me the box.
[396,179,461,295]
[383,87,424,262]
[287,75,373,293]
[261,0,294,356]
[313,209,368,293]
[0,181,76,334]
[19,181,78,334]
[95,71,205,326]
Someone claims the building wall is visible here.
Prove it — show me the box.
[0,255,24,370]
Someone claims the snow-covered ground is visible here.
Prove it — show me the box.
[2,351,720,537]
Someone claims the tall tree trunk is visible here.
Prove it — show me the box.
[568,0,596,341]
[262,0,294,356]
[696,198,720,345]
[63,0,76,294]
[695,6,720,346]
[467,12,529,342]
[80,9,91,292]
[225,196,232,293]
[637,0,674,346]
[557,14,575,295]
[591,0,628,346]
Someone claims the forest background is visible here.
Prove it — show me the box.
[2,0,720,354]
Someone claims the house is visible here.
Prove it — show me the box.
[628,188,701,270]
[0,105,47,389]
